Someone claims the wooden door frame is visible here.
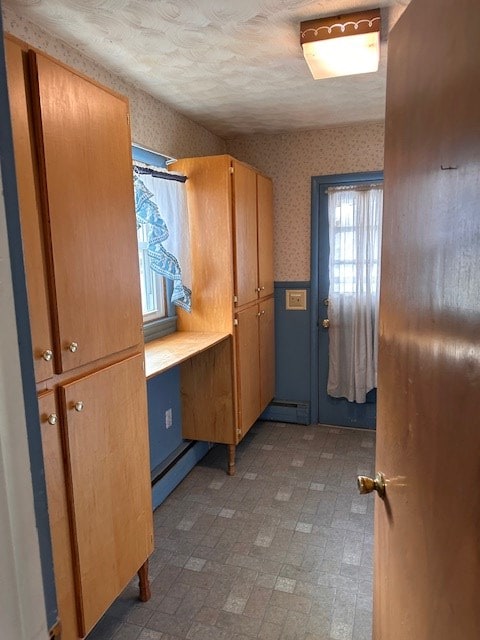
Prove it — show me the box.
[309,171,384,424]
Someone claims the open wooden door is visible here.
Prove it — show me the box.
[371,0,480,637]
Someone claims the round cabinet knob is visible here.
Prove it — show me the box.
[261,310,266,315]
[42,349,53,362]
[74,401,84,412]
[256,287,261,292]
[260,286,265,291]
[68,342,78,353]
[357,472,386,498]
[47,413,58,425]
[322,318,330,329]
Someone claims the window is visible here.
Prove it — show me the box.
[329,187,382,295]
[132,145,191,340]
[137,219,167,321]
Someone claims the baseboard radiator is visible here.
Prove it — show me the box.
[261,399,310,425]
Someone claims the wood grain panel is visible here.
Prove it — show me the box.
[38,391,79,640]
[169,155,234,333]
[180,337,235,444]
[259,297,275,411]
[375,0,480,637]
[30,51,143,373]
[257,174,274,299]
[4,37,54,383]
[235,305,260,435]
[60,355,153,635]
[232,160,258,307]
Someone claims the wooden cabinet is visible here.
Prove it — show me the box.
[259,297,275,409]
[5,37,53,383]
[232,160,258,307]
[257,174,274,299]
[235,305,261,434]
[38,392,77,640]
[30,51,143,373]
[170,155,275,471]
[61,355,151,635]
[6,35,153,639]
[235,297,275,438]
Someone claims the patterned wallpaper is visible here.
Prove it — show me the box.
[227,123,385,281]
[2,6,226,160]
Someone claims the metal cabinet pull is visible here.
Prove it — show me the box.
[42,349,53,362]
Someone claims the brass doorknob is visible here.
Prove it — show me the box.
[322,318,330,329]
[357,472,386,498]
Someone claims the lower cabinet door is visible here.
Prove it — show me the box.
[60,354,153,635]
[38,391,79,639]
[235,305,261,437]
[259,297,275,411]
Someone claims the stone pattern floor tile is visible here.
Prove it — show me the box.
[87,422,375,640]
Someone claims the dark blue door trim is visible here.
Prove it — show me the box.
[310,171,384,425]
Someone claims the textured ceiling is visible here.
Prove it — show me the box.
[4,0,411,138]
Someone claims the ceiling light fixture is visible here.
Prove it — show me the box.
[300,9,381,80]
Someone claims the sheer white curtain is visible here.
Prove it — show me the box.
[327,185,383,403]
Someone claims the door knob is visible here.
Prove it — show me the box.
[74,401,84,412]
[322,318,330,329]
[42,349,53,362]
[357,472,386,498]
[68,342,78,353]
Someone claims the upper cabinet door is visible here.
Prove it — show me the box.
[257,174,274,299]
[5,39,54,383]
[30,52,143,372]
[232,160,258,307]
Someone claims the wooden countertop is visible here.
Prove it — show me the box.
[144,331,231,379]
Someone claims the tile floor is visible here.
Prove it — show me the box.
[88,422,376,640]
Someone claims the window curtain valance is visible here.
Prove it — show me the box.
[133,164,192,312]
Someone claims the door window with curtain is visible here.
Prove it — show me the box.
[326,184,383,403]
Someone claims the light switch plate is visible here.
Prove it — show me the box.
[286,289,307,310]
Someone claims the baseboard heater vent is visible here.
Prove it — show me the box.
[261,399,310,425]
[150,441,195,486]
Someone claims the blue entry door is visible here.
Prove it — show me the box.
[314,172,383,430]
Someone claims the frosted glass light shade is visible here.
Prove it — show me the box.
[300,9,381,80]
[302,31,380,79]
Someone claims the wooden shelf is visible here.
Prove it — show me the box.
[144,331,231,379]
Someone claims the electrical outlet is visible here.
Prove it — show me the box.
[165,408,172,429]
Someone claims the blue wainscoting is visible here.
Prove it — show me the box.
[262,282,312,424]
[147,367,210,509]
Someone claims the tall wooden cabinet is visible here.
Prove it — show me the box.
[169,155,275,472]
[5,36,153,639]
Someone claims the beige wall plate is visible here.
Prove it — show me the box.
[286,289,307,310]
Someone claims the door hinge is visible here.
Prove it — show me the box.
[229,166,234,174]
[127,113,131,125]
[233,295,238,303]
[233,318,238,326]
